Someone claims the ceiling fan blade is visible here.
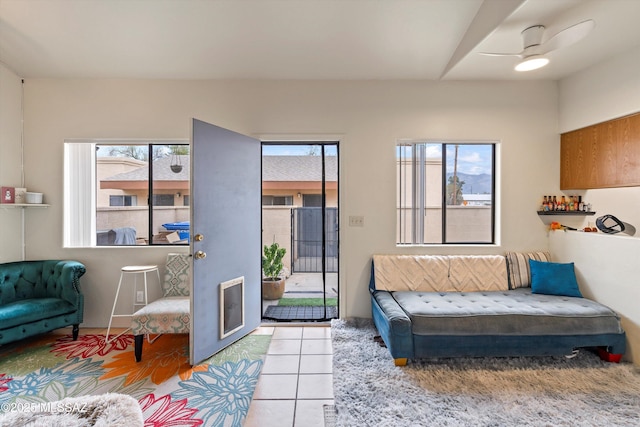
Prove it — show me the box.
[479,51,523,57]
[539,19,595,54]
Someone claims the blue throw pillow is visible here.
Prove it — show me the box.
[529,259,583,298]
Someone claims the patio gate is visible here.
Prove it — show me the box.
[291,207,338,273]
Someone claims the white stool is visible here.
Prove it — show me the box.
[105,265,160,344]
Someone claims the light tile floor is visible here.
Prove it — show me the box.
[245,325,333,427]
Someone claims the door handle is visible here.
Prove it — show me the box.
[194,250,207,260]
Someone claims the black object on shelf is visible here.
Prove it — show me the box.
[537,211,595,216]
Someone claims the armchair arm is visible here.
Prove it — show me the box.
[56,261,86,307]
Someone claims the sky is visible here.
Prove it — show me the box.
[446,144,492,175]
[398,143,493,175]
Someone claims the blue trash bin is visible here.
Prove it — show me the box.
[162,221,190,242]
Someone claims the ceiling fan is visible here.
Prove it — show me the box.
[481,19,595,71]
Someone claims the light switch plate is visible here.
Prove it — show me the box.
[349,216,364,227]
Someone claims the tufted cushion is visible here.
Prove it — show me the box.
[131,297,190,335]
[392,288,623,336]
[0,298,76,329]
[161,253,190,297]
[505,251,551,289]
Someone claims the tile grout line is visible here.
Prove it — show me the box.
[249,326,333,426]
[292,330,304,427]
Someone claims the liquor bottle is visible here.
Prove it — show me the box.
[552,196,558,211]
[561,196,566,211]
[573,196,579,211]
[542,196,548,211]
[579,196,584,211]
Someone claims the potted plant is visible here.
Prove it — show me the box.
[262,242,286,300]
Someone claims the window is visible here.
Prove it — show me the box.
[64,141,190,247]
[262,195,293,206]
[302,194,322,207]
[153,194,175,206]
[397,141,495,244]
[109,195,136,206]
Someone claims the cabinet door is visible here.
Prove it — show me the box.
[592,122,617,187]
[560,128,599,189]
[560,130,582,189]
[615,114,640,186]
[561,113,640,190]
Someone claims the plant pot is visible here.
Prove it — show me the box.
[262,278,285,300]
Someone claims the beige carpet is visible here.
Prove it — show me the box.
[332,318,640,427]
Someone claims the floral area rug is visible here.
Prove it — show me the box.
[0,332,271,426]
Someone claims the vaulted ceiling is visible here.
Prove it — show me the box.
[1,0,639,81]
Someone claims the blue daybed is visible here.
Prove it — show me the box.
[369,253,626,366]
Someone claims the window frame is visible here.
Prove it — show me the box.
[397,140,497,246]
[64,140,189,248]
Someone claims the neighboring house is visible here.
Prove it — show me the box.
[96,155,190,242]
[97,155,338,267]
[262,155,338,207]
[98,154,337,208]
[99,155,190,207]
[261,155,339,272]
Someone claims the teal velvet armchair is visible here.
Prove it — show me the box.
[0,260,85,345]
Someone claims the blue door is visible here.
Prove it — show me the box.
[190,119,261,365]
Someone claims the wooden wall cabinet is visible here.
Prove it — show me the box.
[561,112,640,190]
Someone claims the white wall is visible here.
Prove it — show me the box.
[559,45,640,133]
[550,231,640,364]
[558,45,640,232]
[556,45,640,364]
[22,79,559,326]
[0,64,24,262]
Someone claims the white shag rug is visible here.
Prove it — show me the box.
[332,318,640,427]
[0,393,143,427]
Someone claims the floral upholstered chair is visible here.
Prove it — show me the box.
[131,253,190,362]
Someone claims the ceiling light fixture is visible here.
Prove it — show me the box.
[515,55,549,72]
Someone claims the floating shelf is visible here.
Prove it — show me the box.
[0,204,50,208]
[0,203,51,208]
[537,211,595,216]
